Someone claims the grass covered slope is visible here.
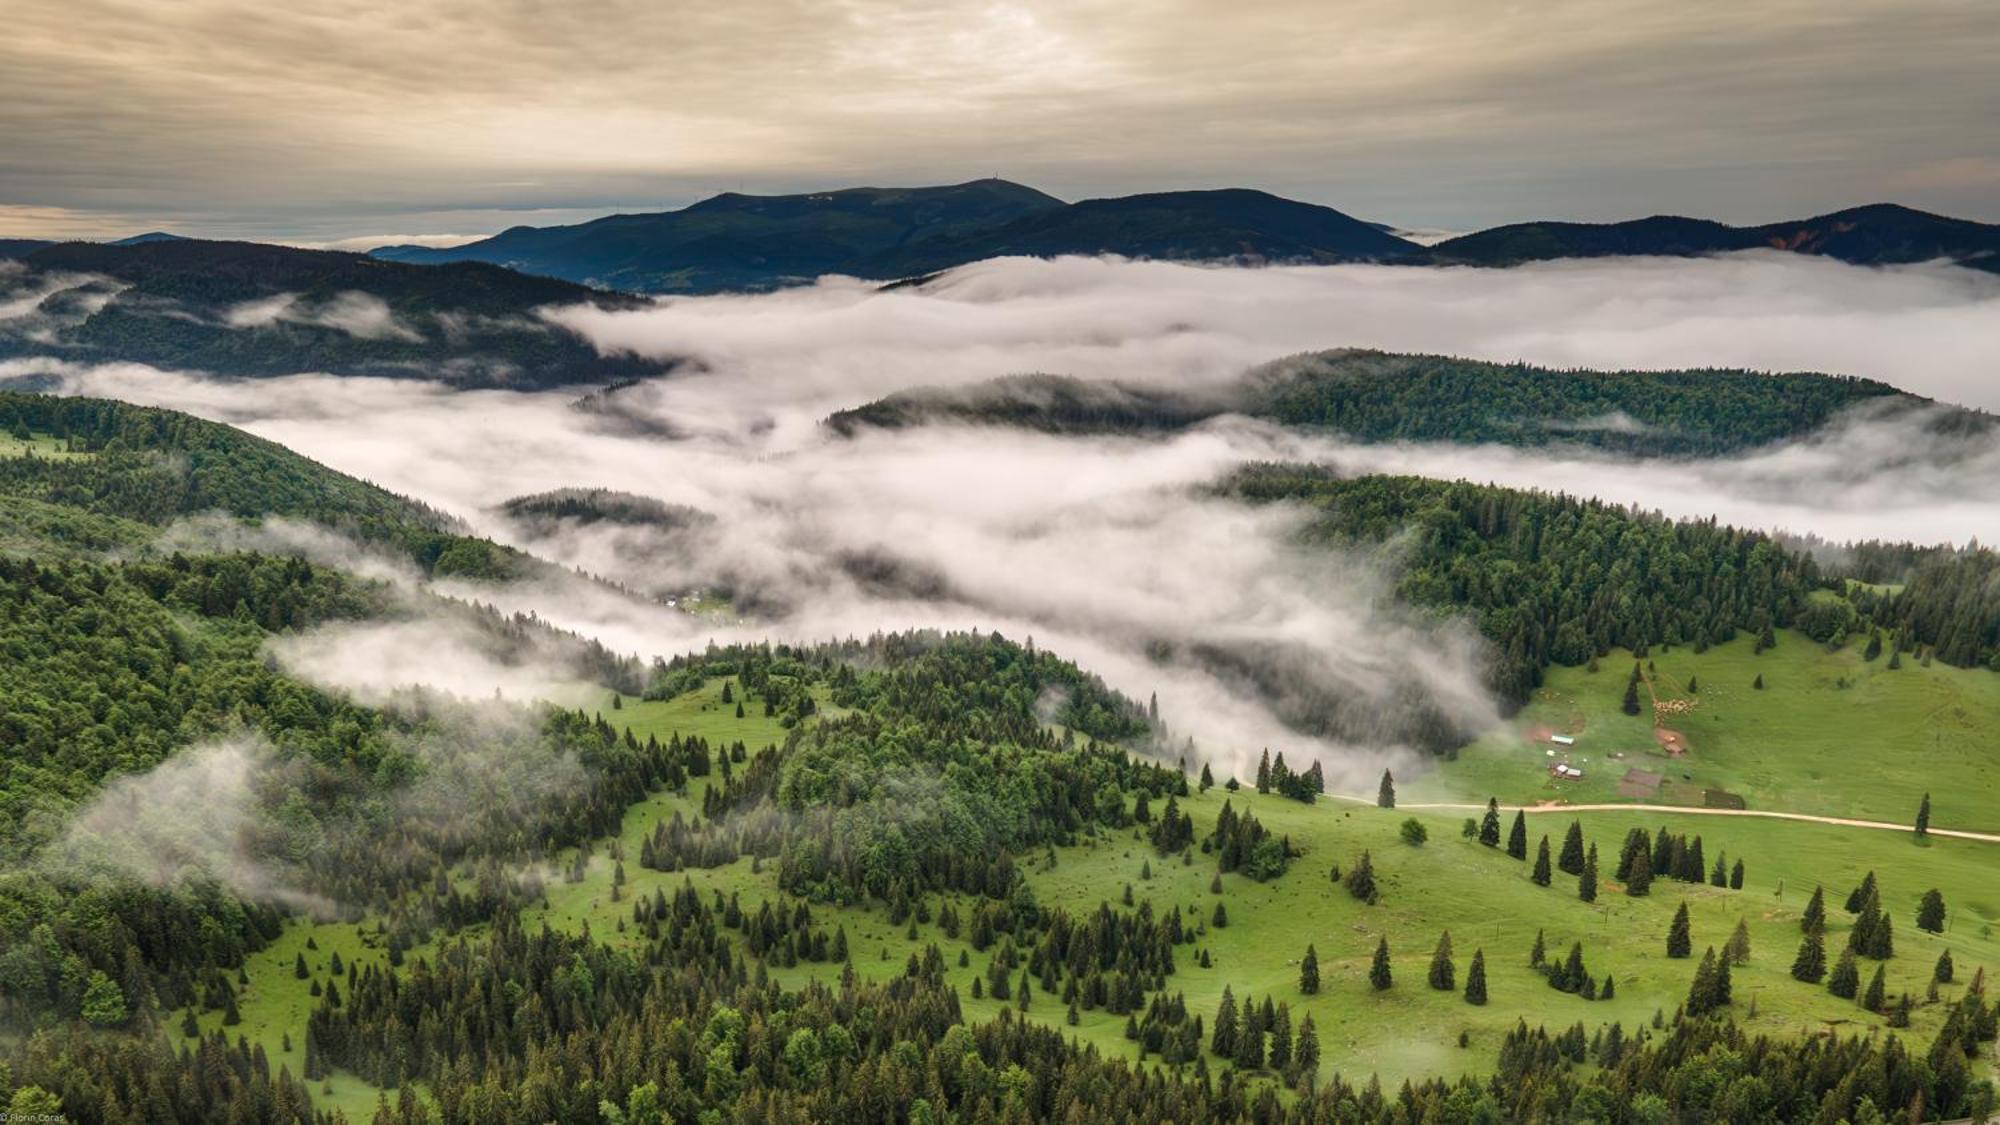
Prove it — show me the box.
[1412,629,2000,830]
[200,669,2000,1115]
[826,349,1950,457]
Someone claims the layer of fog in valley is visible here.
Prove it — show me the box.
[12,251,2000,792]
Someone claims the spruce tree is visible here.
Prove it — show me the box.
[1370,938,1393,990]
[1507,810,1528,860]
[1725,919,1751,965]
[1933,949,1954,984]
[1828,949,1860,999]
[1729,858,1744,890]
[1862,964,1887,1011]
[1464,949,1487,1005]
[1666,902,1692,958]
[1295,1016,1320,1083]
[1791,930,1826,983]
[1915,793,1931,839]
[1529,929,1547,968]
[1532,836,1552,886]
[1299,945,1320,995]
[1685,948,1720,1016]
[1579,844,1599,903]
[1428,932,1455,991]
[1377,769,1395,809]
[1558,820,1585,875]
[1211,987,1238,1057]
[1622,668,1643,716]
[1916,888,1947,933]
[1344,851,1377,905]
[1844,871,1876,914]
[1626,848,1653,896]
[1802,886,1826,934]
[1479,799,1501,847]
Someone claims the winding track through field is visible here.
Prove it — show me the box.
[1329,794,2000,845]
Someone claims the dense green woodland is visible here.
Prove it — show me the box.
[0,393,529,580]
[1228,466,2000,713]
[827,351,1974,458]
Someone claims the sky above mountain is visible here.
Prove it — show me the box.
[4,0,1995,244]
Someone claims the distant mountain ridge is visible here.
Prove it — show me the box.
[373,179,1069,293]
[1410,203,2000,270]
[368,183,2000,294]
[374,179,1418,292]
[0,238,662,387]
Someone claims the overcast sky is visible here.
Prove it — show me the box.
[4,0,1995,244]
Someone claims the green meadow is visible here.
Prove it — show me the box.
[1406,629,2000,831]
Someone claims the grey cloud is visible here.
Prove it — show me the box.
[0,1,1993,240]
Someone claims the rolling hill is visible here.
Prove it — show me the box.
[1412,203,2000,272]
[0,238,663,386]
[826,349,1961,457]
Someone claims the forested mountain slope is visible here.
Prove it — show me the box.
[828,349,1961,456]
[0,391,529,577]
[0,239,660,386]
[1227,466,2000,704]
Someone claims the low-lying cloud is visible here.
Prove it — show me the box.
[14,252,1999,787]
[224,290,423,341]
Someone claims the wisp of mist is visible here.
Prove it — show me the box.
[15,251,2000,789]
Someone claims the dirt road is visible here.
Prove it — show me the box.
[1331,794,2000,845]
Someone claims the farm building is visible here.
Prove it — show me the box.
[1550,763,1584,780]
[1550,734,1576,746]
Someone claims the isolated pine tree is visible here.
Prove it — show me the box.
[1753,673,1764,690]
[1917,889,1947,933]
[1479,799,1501,847]
[1528,929,1546,968]
[1344,851,1378,905]
[1377,770,1395,809]
[1464,949,1488,1005]
[1845,871,1877,914]
[1725,919,1751,965]
[1199,762,1214,792]
[1621,675,1643,716]
[1666,902,1692,958]
[1299,945,1320,995]
[1729,858,1744,889]
[1507,810,1528,860]
[1579,844,1599,903]
[1370,938,1393,991]
[1915,793,1931,839]
[1933,949,1955,984]
[1532,836,1552,886]
[1558,820,1586,875]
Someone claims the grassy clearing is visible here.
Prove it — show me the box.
[1407,630,2000,830]
[182,916,421,1123]
[0,432,88,459]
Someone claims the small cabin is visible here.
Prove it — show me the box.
[1550,734,1576,746]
